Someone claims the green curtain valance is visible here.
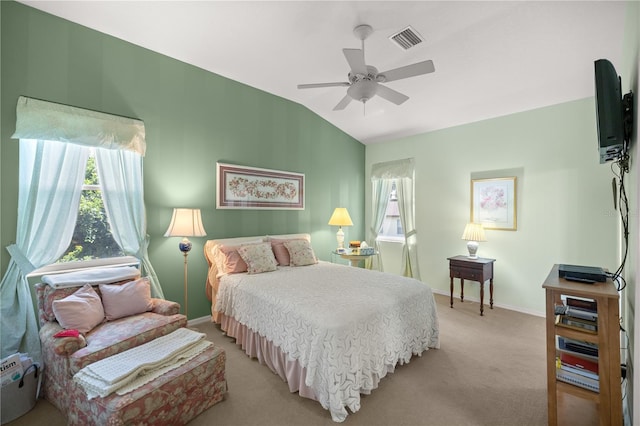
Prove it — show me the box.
[371,158,415,180]
[11,96,146,156]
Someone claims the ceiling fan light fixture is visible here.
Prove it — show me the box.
[348,80,378,103]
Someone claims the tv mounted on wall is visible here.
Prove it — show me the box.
[594,59,633,164]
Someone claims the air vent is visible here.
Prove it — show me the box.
[389,26,424,50]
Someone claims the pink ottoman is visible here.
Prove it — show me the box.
[67,345,226,425]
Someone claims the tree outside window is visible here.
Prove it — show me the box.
[57,154,123,262]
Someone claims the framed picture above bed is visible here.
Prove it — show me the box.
[216,162,305,210]
[471,176,517,230]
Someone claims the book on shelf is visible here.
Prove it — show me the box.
[557,336,599,359]
[560,352,599,374]
[566,296,597,312]
[565,306,598,322]
[555,314,597,333]
[557,358,599,381]
[556,366,600,393]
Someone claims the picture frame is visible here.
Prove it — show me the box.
[216,162,305,210]
[471,177,517,230]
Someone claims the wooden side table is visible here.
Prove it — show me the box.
[447,255,496,315]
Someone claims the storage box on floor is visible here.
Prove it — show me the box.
[1,353,40,424]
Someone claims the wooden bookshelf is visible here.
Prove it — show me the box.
[542,264,621,426]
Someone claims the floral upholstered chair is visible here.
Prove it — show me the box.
[35,269,188,421]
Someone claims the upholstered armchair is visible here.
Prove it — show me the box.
[35,277,187,418]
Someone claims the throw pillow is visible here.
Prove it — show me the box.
[269,238,296,266]
[214,239,263,274]
[238,242,278,274]
[52,284,105,333]
[99,277,154,321]
[284,239,318,266]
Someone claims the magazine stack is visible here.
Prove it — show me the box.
[1,353,40,423]
[555,297,599,393]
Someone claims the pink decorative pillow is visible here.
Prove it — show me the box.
[52,284,105,333]
[238,242,278,274]
[216,245,248,274]
[99,277,154,321]
[270,238,293,266]
[214,240,263,274]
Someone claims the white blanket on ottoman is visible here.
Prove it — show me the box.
[74,328,212,398]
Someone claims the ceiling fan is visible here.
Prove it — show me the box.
[297,24,435,111]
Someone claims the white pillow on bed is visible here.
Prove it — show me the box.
[284,239,318,266]
[237,242,278,274]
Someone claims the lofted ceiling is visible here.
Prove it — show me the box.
[19,1,627,145]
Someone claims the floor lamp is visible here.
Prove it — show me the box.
[164,208,207,319]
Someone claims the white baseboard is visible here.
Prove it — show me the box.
[431,288,545,317]
[187,315,212,327]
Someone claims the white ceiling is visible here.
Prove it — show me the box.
[19,1,627,145]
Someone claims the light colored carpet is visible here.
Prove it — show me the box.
[7,293,550,426]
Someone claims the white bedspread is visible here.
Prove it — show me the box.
[215,261,439,422]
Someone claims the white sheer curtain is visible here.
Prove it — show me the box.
[365,179,392,270]
[1,97,155,362]
[0,140,89,362]
[369,158,420,279]
[396,176,420,279]
[95,148,164,298]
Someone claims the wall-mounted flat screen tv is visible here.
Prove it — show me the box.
[594,59,625,164]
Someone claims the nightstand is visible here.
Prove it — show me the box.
[332,250,379,268]
[447,255,496,315]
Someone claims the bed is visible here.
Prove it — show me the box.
[204,233,439,422]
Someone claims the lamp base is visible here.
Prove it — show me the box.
[179,237,192,253]
[336,227,345,250]
[466,241,479,259]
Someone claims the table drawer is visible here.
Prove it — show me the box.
[451,266,482,281]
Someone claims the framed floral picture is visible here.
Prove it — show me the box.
[471,177,517,230]
[216,162,305,210]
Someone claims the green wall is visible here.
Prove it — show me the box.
[0,1,365,319]
[366,97,618,315]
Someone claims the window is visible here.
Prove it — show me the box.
[58,152,124,263]
[377,181,404,241]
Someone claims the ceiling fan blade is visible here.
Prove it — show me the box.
[379,60,435,83]
[297,82,350,89]
[343,48,367,75]
[376,84,409,105]
[333,95,353,111]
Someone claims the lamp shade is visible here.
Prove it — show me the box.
[461,223,486,242]
[164,208,207,237]
[328,208,353,227]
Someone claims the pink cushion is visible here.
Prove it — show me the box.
[214,240,263,274]
[270,239,294,266]
[99,277,154,321]
[52,284,105,333]
[217,245,248,273]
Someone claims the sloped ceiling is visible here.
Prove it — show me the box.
[19,1,627,144]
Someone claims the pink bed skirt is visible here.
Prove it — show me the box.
[218,313,318,401]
